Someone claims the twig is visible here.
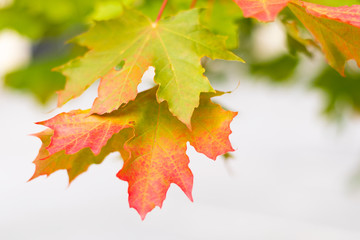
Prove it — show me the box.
[156,0,169,22]
[190,0,197,8]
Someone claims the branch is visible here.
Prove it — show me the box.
[190,0,197,8]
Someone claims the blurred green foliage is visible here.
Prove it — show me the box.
[250,55,299,82]
[305,0,360,6]
[0,0,97,39]
[4,44,86,103]
[1,0,131,102]
[5,58,65,104]
[312,65,360,119]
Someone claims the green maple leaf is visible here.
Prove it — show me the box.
[58,9,242,127]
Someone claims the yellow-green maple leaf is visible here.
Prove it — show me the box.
[57,9,242,127]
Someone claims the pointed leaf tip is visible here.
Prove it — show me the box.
[37,110,133,156]
[30,129,134,183]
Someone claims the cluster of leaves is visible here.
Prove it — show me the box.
[2,0,359,116]
[32,6,241,219]
[1,0,360,218]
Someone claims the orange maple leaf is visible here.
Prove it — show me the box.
[289,1,360,75]
[32,87,237,219]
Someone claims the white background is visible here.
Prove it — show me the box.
[1,23,360,239]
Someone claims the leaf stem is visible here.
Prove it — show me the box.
[190,0,197,8]
[156,0,169,22]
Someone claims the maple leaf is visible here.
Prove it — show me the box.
[116,89,194,219]
[33,87,237,219]
[233,0,290,22]
[57,9,242,127]
[288,1,360,75]
[30,128,134,183]
[37,109,134,155]
[298,1,360,28]
[189,93,237,159]
[115,88,237,219]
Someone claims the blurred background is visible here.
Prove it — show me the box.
[1,0,360,239]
